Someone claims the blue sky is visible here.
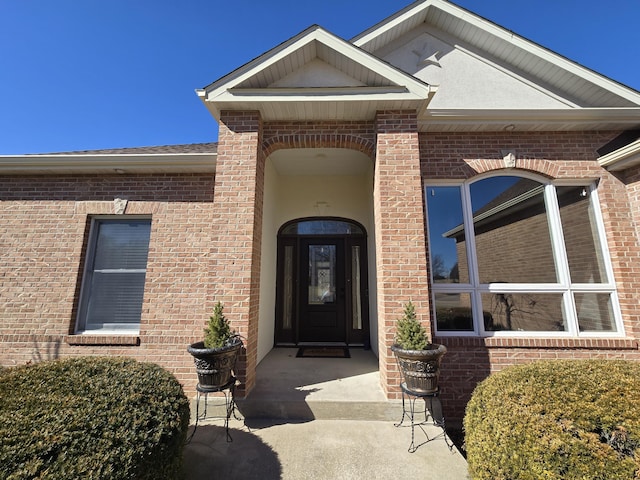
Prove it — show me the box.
[1,0,639,154]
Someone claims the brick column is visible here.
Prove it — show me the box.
[373,111,432,399]
[210,111,264,396]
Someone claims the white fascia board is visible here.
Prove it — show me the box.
[423,108,640,124]
[0,152,216,175]
[209,86,435,121]
[199,26,431,105]
[221,86,426,101]
[352,0,432,49]
[598,138,640,171]
[228,86,409,96]
[199,25,325,93]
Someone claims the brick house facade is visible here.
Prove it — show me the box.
[2,0,640,421]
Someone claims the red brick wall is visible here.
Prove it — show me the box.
[0,174,215,393]
[421,131,640,421]
[623,165,640,259]
[210,111,264,395]
[0,118,379,399]
[438,337,640,423]
[2,127,640,424]
[373,111,432,398]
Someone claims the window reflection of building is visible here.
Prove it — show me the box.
[426,175,619,335]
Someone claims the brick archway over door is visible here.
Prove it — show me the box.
[262,121,376,160]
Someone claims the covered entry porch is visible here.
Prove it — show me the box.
[211,109,430,400]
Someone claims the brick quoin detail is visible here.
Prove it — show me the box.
[209,110,265,397]
[374,110,431,400]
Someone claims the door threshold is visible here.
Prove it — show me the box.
[297,341,348,347]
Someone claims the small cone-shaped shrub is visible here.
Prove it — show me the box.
[395,301,429,350]
[204,301,234,349]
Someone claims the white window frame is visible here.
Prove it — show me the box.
[75,216,151,335]
[426,173,624,338]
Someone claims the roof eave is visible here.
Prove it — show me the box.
[0,152,217,175]
[598,139,640,171]
[200,84,436,122]
[421,108,640,131]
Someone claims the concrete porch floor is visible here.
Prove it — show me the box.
[184,347,470,479]
[236,347,397,421]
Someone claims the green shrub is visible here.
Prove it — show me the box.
[395,301,429,350]
[464,359,640,480]
[204,301,235,349]
[0,357,190,480]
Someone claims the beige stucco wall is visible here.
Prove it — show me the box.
[377,25,571,109]
[257,159,279,363]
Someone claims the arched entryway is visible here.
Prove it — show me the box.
[275,218,370,347]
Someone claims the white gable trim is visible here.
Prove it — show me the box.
[197,25,434,121]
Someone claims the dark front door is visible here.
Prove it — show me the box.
[299,239,346,343]
[275,218,370,347]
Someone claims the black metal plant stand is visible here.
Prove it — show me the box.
[395,382,453,453]
[187,377,240,444]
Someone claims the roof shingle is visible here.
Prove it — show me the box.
[29,142,218,156]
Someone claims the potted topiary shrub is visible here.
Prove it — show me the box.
[391,301,446,394]
[187,302,242,392]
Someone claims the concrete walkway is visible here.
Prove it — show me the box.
[183,348,469,479]
[184,417,469,479]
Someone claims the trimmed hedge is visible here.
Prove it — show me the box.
[0,357,190,480]
[464,360,640,480]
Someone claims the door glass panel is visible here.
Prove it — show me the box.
[352,246,362,330]
[308,245,336,305]
[283,246,293,330]
[283,220,363,235]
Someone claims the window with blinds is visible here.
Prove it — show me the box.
[76,218,151,333]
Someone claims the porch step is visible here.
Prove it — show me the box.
[189,396,402,422]
[235,398,403,422]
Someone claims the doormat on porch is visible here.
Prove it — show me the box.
[296,347,350,358]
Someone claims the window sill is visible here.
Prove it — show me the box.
[65,335,140,346]
[433,336,638,350]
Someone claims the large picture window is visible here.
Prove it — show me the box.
[76,218,152,334]
[425,175,622,336]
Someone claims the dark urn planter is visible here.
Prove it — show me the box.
[391,343,447,394]
[187,337,242,392]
